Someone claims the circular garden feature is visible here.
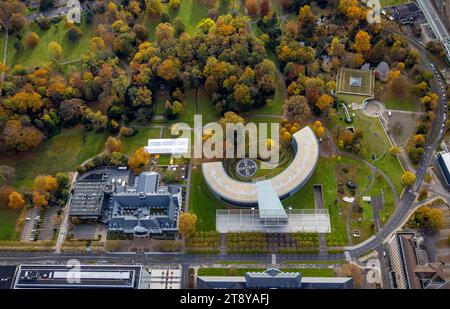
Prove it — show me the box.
[236,158,258,178]
[224,142,294,182]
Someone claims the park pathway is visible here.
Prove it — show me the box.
[1,28,8,82]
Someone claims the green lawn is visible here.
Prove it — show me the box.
[352,113,404,194]
[380,0,409,7]
[77,131,108,164]
[282,156,347,245]
[368,172,396,225]
[197,87,220,124]
[121,127,161,156]
[383,96,419,112]
[7,16,95,68]
[0,127,106,190]
[0,207,21,241]
[282,156,336,210]
[188,167,227,231]
[197,268,336,277]
[166,0,210,34]
[337,94,371,105]
[154,90,170,115]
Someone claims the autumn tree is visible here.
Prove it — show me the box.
[245,0,258,17]
[0,0,25,30]
[32,191,48,208]
[9,12,26,32]
[178,212,197,238]
[8,191,25,209]
[316,94,334,112]
[219,111,245,127]
[128,147,150,174]
[408,206,444,235]
[105,137,122,153]
[389,146,401,156]
[169,0,180,9]
[146,0,163,16]
[48,41,62,60]
[157,58,178,80]
[260,0,270,17]
[284,95,311,124]
[336,263,363,288]
[197,18,215,34]
[354,30,371,53]
[155,22,174,45]
[2,120,43,152]
[34,175,58,192]
[401,171,416,186]
[25,32,40,48]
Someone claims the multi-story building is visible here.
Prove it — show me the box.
[387,232,446,289]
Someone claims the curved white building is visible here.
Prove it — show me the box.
[202,126,319,207]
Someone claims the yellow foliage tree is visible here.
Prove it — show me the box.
[128,147,150,174]
[32,191,48,208]
[316,94,334,111]
[105,136,122,153]
[401,171,416,186]
[8,191,25,209]
[354,30,371,53]
[178,212,197,238]
[33,175,58,192]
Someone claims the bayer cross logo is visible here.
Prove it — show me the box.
[236,159,257,177]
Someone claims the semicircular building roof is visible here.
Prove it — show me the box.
[202,126,319,206]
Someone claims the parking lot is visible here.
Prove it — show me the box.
[20,206,61,243]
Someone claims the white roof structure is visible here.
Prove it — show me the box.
[256,180,288,221]
[216,209,331,233]
[202,126,319,206]
[350,77,362,87]
[144,138,189,155]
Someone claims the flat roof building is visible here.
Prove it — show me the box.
[13,265,146,289]
[69,167,131,219]
[436,152,450,190]
[0,266,17,289]
[197,268,353,289]
[144,138,189,155]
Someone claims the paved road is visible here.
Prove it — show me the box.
[417,0,450,60]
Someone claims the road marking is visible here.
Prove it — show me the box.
[345,251,351,262]
[271,254,276,265]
